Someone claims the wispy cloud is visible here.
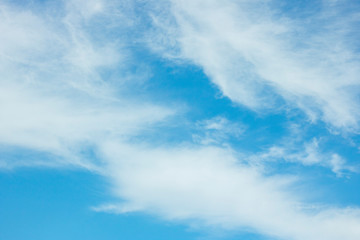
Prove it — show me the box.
[149,0,360,130]
[0,0,173,169]
[251,137,357,177]
[98,142,360,240]
[1,1,360,240]
[192,116,245,145]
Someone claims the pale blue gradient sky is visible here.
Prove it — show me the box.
[1,1,360,240]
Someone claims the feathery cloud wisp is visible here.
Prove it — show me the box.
[149,0,360,130]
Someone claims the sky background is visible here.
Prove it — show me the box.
[1,0,360,239]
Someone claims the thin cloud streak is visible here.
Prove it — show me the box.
[150,0,360,130]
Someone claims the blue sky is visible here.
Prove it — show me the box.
[1,0,360,239]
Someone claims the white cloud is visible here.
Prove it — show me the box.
[249,135,357,177]
[149,0,360,130]
[192,116,245,145]
[97,142,360,240]
[0,1,173,169]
